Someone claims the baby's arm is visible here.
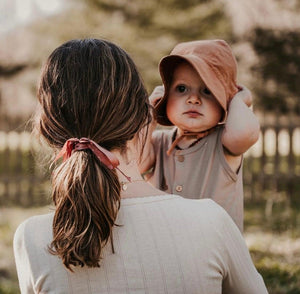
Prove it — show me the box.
[138,118,156,173]
[138,86,164,173]
[235,84,253,107]
[222,86,260,156]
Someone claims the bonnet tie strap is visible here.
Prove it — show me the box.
[166,127,217,156]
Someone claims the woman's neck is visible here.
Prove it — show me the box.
[115,151,167,199]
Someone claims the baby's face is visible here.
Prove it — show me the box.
[166,62,223,134]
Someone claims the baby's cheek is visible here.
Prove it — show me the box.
[165,100,175,118]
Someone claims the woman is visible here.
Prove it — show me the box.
[14,38,268,293]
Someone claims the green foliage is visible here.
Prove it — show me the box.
[151,4,231,41]
[75,0,232,91]
[244,201,300,237]
[85,0,231,39]
[249,28,300,114]
[0,284,19,294]
[255,258,300,294]
[245,200,300,293]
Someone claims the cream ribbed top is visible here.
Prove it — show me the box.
[14,195,267,294]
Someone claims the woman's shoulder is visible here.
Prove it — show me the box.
[14,213,54,247]
[174,197,235,227]
[16,212,54,229]
[175,196,222,212]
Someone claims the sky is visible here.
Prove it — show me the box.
[223,0,300,36]
[0,0,66,35]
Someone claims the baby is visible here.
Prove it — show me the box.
[140,40,260,231]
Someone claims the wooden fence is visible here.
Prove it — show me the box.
[243,112,300,206]
[0,114,299,207]
[0,132,51,206]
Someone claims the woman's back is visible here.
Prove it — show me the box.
[14,195,267,294]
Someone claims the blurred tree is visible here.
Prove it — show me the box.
[85,0,230,41]
[0,64,27,77]
[82,0,232,90]
[250,28,300,114]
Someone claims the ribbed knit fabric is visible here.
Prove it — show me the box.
[14,195,267,293]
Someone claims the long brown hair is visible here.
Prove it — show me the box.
[36,39,151,270]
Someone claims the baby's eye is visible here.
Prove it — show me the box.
[203,88,212,95]
[175,85,187,93]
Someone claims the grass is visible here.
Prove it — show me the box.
[0,201,300,293]
[244,200,300,293]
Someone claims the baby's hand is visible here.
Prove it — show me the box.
[236,85,253,107]
[149,85,165,107]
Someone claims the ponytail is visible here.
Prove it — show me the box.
[36,38,152,270]
[49,151,120,270]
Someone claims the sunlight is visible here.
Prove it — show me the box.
[35,0,62,14]
[0,0,65,33]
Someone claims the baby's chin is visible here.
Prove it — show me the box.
[175,119,220,134]
[177,126,209,135]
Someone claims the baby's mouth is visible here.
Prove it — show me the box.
[184,110,202,117]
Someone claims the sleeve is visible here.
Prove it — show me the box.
[215,207,269,294]
[152,129,164,154]
[13,220,35,294]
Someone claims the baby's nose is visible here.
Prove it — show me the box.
[187,93,201,104]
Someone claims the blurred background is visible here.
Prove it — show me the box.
[0,0,299,293]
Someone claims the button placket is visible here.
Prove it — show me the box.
[177,155,184,162]
[175,185,183,192]
[173,150,184,194]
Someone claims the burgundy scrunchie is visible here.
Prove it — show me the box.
[55,137,131,181]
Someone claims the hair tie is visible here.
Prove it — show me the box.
[55,138,131,182]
